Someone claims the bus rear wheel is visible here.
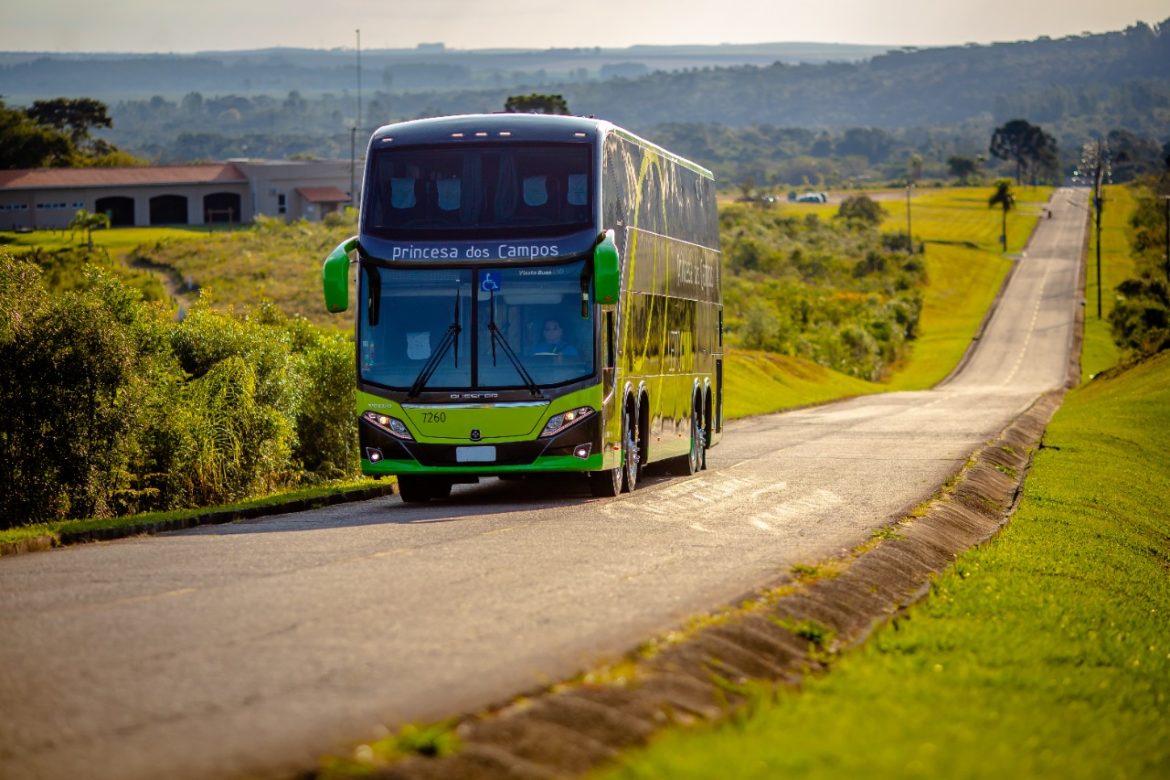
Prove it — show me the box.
[673,401,705,476]
[622,404,640,493]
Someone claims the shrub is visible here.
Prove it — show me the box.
[0,252,359,529]
[1110,278,1170,358]
[836,194,884,226]
[0,256,157,526]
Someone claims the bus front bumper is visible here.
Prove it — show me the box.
[359,414,609,475]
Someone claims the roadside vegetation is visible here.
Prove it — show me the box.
[597,342,1170,780]
[0,252,358,531]
[0,184,1044,538]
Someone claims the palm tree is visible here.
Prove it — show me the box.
[988,179,1015,253]
[68,208,111,249]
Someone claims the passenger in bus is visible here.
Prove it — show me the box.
[529,318,578,357]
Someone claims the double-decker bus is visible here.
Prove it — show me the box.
[323,114,723,502]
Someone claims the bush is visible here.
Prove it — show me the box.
[0,253,359,529]
[720,204,924,380]
[1110,277,1170,358]
[0,256,163,526]
[836,194,884,226]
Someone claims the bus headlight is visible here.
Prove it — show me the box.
[539,406,594,438]
[363,410,415,441]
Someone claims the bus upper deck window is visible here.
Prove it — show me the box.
[567,175,587,206]
[391,178,416,209]
[436,178,461,211]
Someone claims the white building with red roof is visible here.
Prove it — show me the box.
[0,159,353,231]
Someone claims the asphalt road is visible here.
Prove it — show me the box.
[0,189,1087,780]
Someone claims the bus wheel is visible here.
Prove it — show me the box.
[687,402,706,475]
[589,460,623,497]
[398,475,449,503]
[622,404,640,493]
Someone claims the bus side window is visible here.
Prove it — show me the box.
[606,311,616,368]
[603,310,616,393]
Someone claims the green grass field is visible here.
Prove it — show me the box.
[723,348,881,418]
[0,223,241,257]
[598,349,1170,780]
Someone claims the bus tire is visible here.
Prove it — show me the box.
[687,399,706,475]
[672,398,704,476]
[397,475,431,503]
[589,462,623,497]
[623,401,640,493]
[398,475,450,503]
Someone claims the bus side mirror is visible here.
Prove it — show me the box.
[593,230,620,305]
[323,236,358,313]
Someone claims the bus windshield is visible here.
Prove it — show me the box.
[360,259,594,392]
[363,143,592,239]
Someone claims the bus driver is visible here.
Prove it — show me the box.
[530,318,578,357]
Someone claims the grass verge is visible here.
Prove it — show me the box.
[596,350,1170,779]
[0,479,394,553]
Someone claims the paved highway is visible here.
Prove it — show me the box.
[0,189,1087,780]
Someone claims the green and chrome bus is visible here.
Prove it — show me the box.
[323,114,723,502]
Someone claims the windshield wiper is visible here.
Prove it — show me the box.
[407,288,461,398]
[487,288,540,396]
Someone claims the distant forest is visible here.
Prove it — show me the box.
[3,21,1168,186]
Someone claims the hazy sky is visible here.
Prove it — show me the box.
[1,0,1166,52]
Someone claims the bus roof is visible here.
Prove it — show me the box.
[368,114,713,180]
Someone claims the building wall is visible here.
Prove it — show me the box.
[0,183,251,231]
[0,160,355,231]
[235,160,355,222]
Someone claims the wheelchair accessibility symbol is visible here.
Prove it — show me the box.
[480,273,501,293]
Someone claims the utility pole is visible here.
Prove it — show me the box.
[350,29,362,210]
[1078,140,1110,320]
[350,127,357,209]
[356,28,362,137]
[905,181,913,253]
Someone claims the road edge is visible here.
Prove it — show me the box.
[0,482,398,557]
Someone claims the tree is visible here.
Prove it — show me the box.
[988,178,1016,252]
[947,155,979,185]
[68,209,112,249]
[0,98,72,169]
[504,93,570,115]
[990,119,1058,185]
[836,194,883,226]
[25,97,112,147]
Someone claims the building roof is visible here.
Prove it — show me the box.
[0,164,247,191]
[297,186,349,203]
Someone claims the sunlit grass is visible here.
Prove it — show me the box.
[723,348,880,419]
[0,224,242,258]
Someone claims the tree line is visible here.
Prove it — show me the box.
[0,97,140,169]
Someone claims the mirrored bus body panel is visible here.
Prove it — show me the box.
[326,114,722,500]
